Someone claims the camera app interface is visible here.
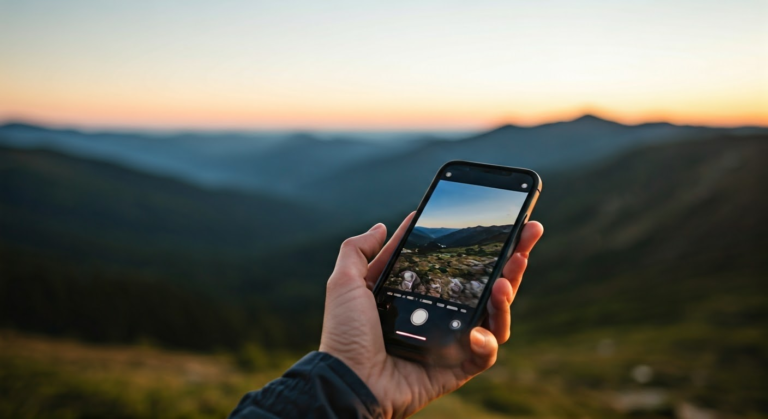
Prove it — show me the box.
[378,178,528,342]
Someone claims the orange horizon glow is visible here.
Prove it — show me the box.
[1,105,765,131]
[1,0,766,132]
[2,63,765,130]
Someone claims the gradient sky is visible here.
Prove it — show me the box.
[416,181,526,229]
[1,0,766,129]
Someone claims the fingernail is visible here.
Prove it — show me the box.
[368,223,384,232]
[470,329,487,352]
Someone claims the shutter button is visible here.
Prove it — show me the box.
[410,309,428,326]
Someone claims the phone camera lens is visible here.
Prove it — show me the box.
[521,183,528,188]
[446,172,452,178]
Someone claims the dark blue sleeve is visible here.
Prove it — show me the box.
[228,351,383,419]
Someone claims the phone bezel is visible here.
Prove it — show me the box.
[372,160,542,361]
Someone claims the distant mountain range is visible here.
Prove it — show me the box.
[406,228,435,246]
[413,226,460,239]
[298,115,768,218]
[439,224,513,247]
[0,146,348,292]
[409,224,513,249]
[2,116,765,217]
[0,122,425,193]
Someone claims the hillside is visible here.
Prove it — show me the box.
[0,123,423,192]
[0,146,343,266]
[436,224,514,248]
[300,116,768,218]
[3,118,765,210]
[414,227,460,238]
[528,133,768,300]
[470,134,768,415]
[0,147,345,349]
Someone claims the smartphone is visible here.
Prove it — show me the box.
[372,161,541,364]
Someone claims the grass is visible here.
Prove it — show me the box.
[5,314,765,419]
[0,331,285,418]
[3,267,766,419]
[457,312,768,418]
[0,331,510,419]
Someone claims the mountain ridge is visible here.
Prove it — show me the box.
[301,118,768,220]
[3,116,766,207]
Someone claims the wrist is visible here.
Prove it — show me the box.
[318,345,395,418]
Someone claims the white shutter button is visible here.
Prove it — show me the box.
[410,309,428,326]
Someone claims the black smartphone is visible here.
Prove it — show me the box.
[372,161,541,364]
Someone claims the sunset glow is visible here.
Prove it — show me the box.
[1,0,766,130]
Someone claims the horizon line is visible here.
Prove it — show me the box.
[416,224,514,229]
[3,112,767,134]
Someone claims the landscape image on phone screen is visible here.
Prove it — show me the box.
[383,180,528,308]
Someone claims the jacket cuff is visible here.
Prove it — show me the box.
[318,351,381,415]
[229,351,382,419]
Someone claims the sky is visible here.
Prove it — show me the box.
[0,0,766,130]
[417,181,527,229]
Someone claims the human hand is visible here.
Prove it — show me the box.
[319,213,544,418]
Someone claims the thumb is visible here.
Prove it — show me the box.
[331,223,387,283]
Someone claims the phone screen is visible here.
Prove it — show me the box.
[377,175,530,345]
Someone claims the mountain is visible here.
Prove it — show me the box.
[406,228,436,246]
[529,133,768,286]
[0,146,351,349]
[0,122,420,193]
[469,133,768,414]
[413,227,460,238]
[429,225,513,248]
[0,146,341,258]
[299,116,768,218]
[3,117,766,211]
[409,226,462,246]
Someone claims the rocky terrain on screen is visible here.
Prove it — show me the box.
[383,225,512,307]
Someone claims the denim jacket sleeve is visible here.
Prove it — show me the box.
[228,351,383,419]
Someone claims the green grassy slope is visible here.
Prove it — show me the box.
[524,135,767,334]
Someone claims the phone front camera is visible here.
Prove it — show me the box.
[446,172,452,178]
[521,183,528,188]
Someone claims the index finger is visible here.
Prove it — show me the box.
[364,211,415,289]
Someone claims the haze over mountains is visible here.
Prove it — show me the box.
[413,227,460,238]
[0,122,425,193]
[2,115,765,215]
[300,116,768,217]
